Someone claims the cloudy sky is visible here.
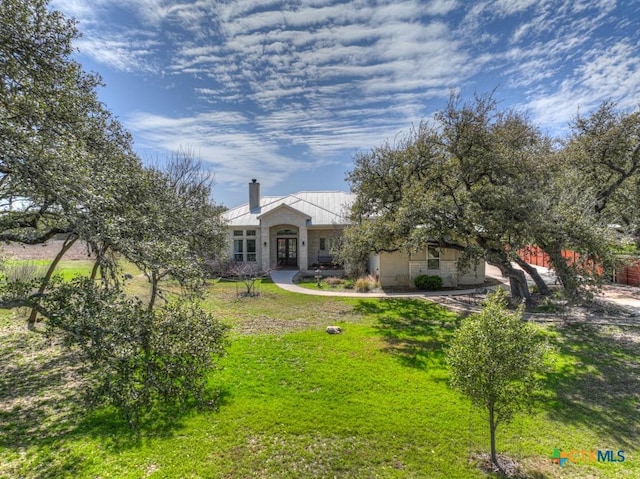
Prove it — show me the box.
[51,0,640,207]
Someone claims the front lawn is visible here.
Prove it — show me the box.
[0,273,638,478]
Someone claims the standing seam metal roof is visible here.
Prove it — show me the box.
[223,191,355,227]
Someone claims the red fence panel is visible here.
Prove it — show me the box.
[614,260,640,287]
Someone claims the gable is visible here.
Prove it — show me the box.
[257,203,311,221]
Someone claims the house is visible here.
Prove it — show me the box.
[223,180,485,287]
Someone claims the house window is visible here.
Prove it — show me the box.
[276,228,296,235]
[320,237,338,251]
[247,239,256,262]
[233,230,243,237]
[427,246,440,270]
[233,239,244,261]
[246,230,256,236]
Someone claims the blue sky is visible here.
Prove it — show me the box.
[51,0,640,208]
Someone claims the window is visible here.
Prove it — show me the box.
[233,230,243,237]
[427,246,440,270]
[233,239,244,261]
[276,228,297,235]
[246,230,256,236]
[247,239,256,262]
[320,237,338,251]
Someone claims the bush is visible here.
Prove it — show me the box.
[414,274,443,291]
[44,278,228,428]
[325,277,345,287]
[355,277,371,292]
[2,260,48,283]
[354,275,380,292]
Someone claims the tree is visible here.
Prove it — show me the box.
[1,0,136,247]
[111,150,227,311]
[44,277,228,428]
[345,93,640,303]
[0,0,229,424]
[534,102,640,299]
[446,289,548,471]
[228,262,267,297]
[345,93,552,303]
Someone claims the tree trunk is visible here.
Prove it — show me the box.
[513,254,550,296]
[28,234,78,330]
[483,247,532,305]
[148,270,159,312]
[541,241,580,301]
[488,403,504,473]
[90,257,101,281]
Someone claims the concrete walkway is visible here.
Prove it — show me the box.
[269,270,496,298]
[270,267,640,314]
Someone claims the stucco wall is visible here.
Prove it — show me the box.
[378,248,485,288]
[379,250,412,287]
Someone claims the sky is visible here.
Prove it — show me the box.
[50,0,640,208]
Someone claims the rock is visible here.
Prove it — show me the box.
[325,326,342,334]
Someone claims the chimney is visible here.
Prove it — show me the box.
[249,179,260,210]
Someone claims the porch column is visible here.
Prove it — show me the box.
[299,226,308,271]
[261,226,270,271]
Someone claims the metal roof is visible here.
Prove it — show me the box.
[223,191,355,227]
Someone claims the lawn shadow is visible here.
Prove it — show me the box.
[77,388,231,452]
[0,319,229,477]
[354,298,460,371]
[541,322,640,449]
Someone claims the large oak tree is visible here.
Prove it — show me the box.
[1,0,228,424]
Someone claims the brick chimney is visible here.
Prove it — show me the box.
[249,179,260,210]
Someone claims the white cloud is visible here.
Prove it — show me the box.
[76,37,159,72]
[525,40,640,130]
[50,0,640,203]
[424,0,460,16]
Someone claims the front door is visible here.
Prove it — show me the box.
[277,238,297,267]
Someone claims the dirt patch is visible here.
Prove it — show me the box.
[471,452,530,478]
[2,240,94,261]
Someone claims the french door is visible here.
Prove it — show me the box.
[277,238,297,267]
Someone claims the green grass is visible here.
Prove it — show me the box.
[0,273,638,478]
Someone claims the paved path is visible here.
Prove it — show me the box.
[269,270,496,298]
[270,267,640,315]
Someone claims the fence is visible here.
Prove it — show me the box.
[613,258,640,287]
[518,245,640,287]
[517,245,579,269]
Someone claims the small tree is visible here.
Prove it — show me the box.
[446,289,547,472]
[229,262,267,297]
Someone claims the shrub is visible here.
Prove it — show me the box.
[325,277,345,287]
[355,277,371,292]
[44,278,228,428]
[2,260,48,283]
[414,274,443,291]
[354,275,380,292]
